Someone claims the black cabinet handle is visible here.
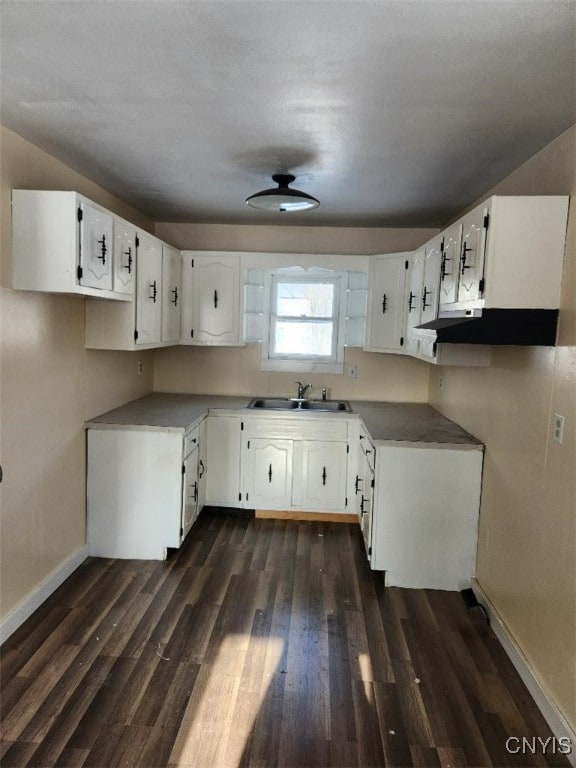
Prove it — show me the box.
[408,291,415,312]
[322,466,327,486]
[461,242,473,273]
[214,290,218,309]
[172,287,178,306]
[360,495,366,514]
[123,246,132,274]
[192,481,198,502]
[382,294,387,314]
[355,474,362,494]
[422,287,431,310]
[97,234,107,264]
[268,463,273,483]
[149,280,158,302]
[199,459,205,479]
[440,253,447,280]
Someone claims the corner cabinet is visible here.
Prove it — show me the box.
[85,236,182,350]
[180,252,244,346]
[12,190,132,300]
[87,422,207,560]
[363,253,411,353]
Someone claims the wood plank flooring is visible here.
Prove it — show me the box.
[0,510,569,768]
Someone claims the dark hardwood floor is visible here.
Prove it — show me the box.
[0,510,569,768]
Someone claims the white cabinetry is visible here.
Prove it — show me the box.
[371,444,483,590]
[354,428,375,558]
[161,244,182,343]
[440,195,569,312]
[205,414,243,506]
[180,252,244,346]
[88,424,203,560]
[112,218,136,296]
[364,253,410,353]
[243,415,351,513]
[182,425,201,539]
[405,246,425,355]
[12,190,130,300]
[85,234,182,350]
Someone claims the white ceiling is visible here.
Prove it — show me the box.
[1,1,574,227]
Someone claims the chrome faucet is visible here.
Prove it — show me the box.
[295,381,312,399]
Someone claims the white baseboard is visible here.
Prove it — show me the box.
[472,578,576,766]
[0,545,89,645]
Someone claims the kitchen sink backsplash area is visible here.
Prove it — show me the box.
[153,343,431,403]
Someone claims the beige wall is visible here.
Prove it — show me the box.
[429,126,576,729]
[0,126,155,619]
[153,223,436,401]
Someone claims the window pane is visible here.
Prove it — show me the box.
[273,320,334,356]
[276,281,334,318]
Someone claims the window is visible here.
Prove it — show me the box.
[261,269,346,373]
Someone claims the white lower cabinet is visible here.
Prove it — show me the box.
[205,415,243,506]
[244,438,293,509]
[87,424,206,560]
[242,415,352,513]
[370,444,483,590]
[354,429,375,558]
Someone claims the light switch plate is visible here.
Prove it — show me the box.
[553,413,565,444]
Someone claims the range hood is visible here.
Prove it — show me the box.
[416,308,559,346]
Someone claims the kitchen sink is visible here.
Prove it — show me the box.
[248,397,352,413]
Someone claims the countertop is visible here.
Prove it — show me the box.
[86,393,482,448]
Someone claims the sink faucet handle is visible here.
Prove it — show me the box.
[294,381,312,399]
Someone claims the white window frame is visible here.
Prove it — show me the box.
[261,268,346,373]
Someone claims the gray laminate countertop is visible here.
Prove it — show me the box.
[86,393,482,448]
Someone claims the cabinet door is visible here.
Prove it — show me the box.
[364,253,409,353]
[182,445,199,539]
[112,219,136,295]
[405,248,425,355]
[79,202,113,291]
[297,440,348,511]
[245,438,293,509]
[191,256,242,344]
[421,235,443,325]
[161,245,182,343]
[136,233,163,345]
[198,419,208,512]
[439,222,462,306]
[457,203,489,303]
[206,415,242,506]
[359,451,374,558]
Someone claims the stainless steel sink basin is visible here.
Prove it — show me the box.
[248,397,352,413]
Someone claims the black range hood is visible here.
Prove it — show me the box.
[416,309,559,346]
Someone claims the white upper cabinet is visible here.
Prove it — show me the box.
[12,190,129,300]
[136,233,163,345]
[438,221,463,306]
[85,232,182,350]
[161,245,182,343]
[112,218,136,296]
[405,247,425,355]
[421,235,443,325]
[364,252,411,353]
[180,252,243,346]
[78,202,114,291]
[440,195,569,311]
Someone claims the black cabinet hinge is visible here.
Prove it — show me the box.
[77,207,83,222]
[478,278,485,294]
[405,260,409,269]
[246,493,249,501]
[191,329,194,339]
[135,235,140,247]
[346,444,349,454]
[440,239,444,252]
[247,440,250,449]
[483,213,490,229]
[191,258,194,268]
[134,330,138,341]
[400,336,404,346]
[182,464,185,475]
[371,478,375,489]
[345,497,348,507]
[180,527,184,537]
[77,265,83,280]
[238,492,242,502]
[433,341,438,355]
[241,421,244,431]
[368,546,372,556]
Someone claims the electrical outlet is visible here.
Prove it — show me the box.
[553,413,565,444]
[137,361,144,375]
[347,364,358,380]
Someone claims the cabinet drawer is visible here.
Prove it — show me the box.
[184,425,200,456]
[247,416,349,441]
